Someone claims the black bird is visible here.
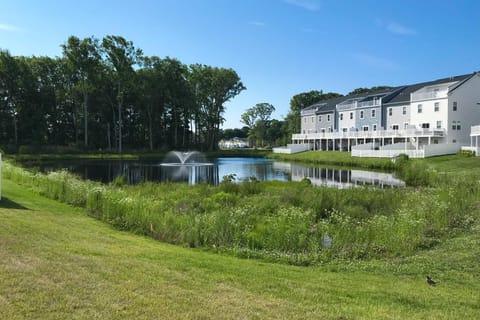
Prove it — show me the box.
[426,276,437,286]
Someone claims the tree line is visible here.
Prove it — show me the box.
[0,35,245,153]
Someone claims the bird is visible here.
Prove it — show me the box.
[426,276,437,286]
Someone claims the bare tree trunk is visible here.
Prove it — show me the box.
[83,93,88,146]
[148,106,153,150]
[107,122,111,150]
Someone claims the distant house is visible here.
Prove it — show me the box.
[286,72,480,158]
[218,137,250,149]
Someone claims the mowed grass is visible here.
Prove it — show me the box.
[1,179,480,319]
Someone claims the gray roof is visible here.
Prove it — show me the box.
[383,73,474,105]
[308,95,347,114]
[300,72,477,113]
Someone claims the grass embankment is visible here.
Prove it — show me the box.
[1,179,480,319]
[268,151,395,170]
[2,155,479,264]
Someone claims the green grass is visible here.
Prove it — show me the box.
[1,179,480,319]
[268,151,395,170]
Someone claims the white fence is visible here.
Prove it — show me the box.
[352,143,461,158]
[272,144,310,154]
[292,128,445,141]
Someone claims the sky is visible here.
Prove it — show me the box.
[1,0,480,129]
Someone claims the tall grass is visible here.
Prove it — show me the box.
[3,160,479,265]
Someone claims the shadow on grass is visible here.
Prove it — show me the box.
[0,197,29,210]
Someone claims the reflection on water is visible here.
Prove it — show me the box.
[288,164,405,188]
[23,157,404,188]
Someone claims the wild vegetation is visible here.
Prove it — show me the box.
[2,179,479,319]
[3,153,479,265]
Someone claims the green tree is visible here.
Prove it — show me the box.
[62,36,102,147]
[348,86,393,95]
[101,35,143,153]
[189,64,245,150]
[241,102,275,147]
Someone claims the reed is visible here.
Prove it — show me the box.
[3,160,479,265]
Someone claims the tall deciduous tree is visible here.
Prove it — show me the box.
[190,64,245,150]
[101,35,142,153]
[62,36,102,147]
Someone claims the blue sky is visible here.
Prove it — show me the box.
[1,0,479,128]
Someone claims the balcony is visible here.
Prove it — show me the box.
[471,125,480,136]
[292,128,445,140]
[411,90,447,101]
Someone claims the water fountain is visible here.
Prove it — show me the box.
[160,151,218,184]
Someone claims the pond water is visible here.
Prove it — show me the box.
[22,157,405,188]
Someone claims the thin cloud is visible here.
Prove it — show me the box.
[284,0,320,12]
[352,53,397,69]
[386,22,416,35]
[0,23,20,32]
[376,19,416,35]
[249,21,267,27]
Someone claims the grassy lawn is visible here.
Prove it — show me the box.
[1,179,480,319]
[268,151,395,170]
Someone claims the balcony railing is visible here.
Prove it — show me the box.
[292,128,446,140]
[411,91,447,101]
[471,125,480,136]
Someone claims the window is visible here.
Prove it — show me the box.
[319,115,322,122]
[311,116,314,123]
[389,108,393,116]
[360,110,364,119]
[342,128,347,132]
[436,121,442,129]
[304,118,306,123]
[373,124,377,131]
[340,113,343,121]
[402,106,407,115]
[327,114,331,122]
[421,123,430,129]
[363,126,369,131]
[371,109,376,118]
[434,102,439,112]
[404,123,409,129]
[453,101,458,111]
[418,104,423,113]
[451,121,461,130]
[350,112,353,119]
[392,124,399,130]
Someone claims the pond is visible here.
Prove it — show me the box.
[21,157,405,188]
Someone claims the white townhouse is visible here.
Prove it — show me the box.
[289,72,480,158]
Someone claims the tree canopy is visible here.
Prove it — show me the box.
[0,35,245,152]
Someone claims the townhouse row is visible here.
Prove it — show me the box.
[287,72,480,157]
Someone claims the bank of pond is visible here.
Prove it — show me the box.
[3,155,479,265]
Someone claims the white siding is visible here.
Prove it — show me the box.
[448,74,480,144]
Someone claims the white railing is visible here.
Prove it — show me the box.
[292,128,445,141]
[357,100,381,108]
[411,91,447,101]
[272,144,310,154]
[470,125,480,136]
[352,143,461,158]
[337,102,357,111]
